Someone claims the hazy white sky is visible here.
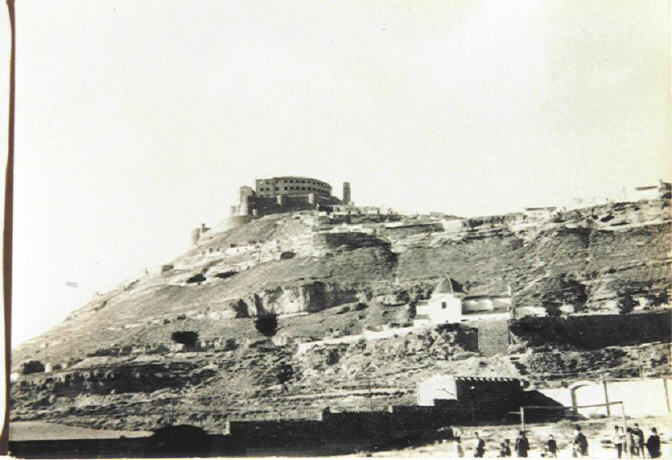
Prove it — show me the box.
[2,0,670,345]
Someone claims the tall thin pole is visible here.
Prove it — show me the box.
[637,350,644,380]
[2,0,16,455]
[601,375,611,417]
[620,402,628,455]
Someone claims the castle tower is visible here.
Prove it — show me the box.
[190,227,201,246]
[238,186,255,216]
[343,182,351,204]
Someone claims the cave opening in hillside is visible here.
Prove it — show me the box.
[186,273,206,284]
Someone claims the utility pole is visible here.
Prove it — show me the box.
[601,375,611,417]
[2,1,16,454]
[619,402,629,455]
[469,386,476,424]
[519,406,526,432]
[637,350,644,380]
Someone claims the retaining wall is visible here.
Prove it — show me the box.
[510,311,671,349]
[471,319,510,356]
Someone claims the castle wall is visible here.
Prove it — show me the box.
[256,176,332,198]
[243,194,340,217]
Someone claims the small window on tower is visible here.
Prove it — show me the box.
[442,302,447,309]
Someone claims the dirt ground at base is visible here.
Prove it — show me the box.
[354,415,672,459]
[8,421,153,441]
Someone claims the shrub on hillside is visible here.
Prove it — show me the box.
[254,312,279,338]
[355,302,368,311]
[543,301,563,317]
[617,294,635,314]
[221,338,237,351]
[276,363,294,388]
[326,348,340,365]
[21,360,45,375]
[171,331,199,348]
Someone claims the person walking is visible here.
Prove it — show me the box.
[453,426,464,457]
[515,431,530,458]
[453,426,462,444]
[546,434,558,458]
[612,426,625,458]
[455,436,464,458]
[573,425,589,457]
[645,428,661,459]
[633,424,645,458]
[499,439,512,457]
[628,428,640,458]
[474,432,486,458]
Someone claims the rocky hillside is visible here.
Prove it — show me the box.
[10,198,671,432]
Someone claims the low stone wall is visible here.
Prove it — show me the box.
[323,411,392,442]
[229,419,323,447]
[390,406,434,433]
[11,392,550,457]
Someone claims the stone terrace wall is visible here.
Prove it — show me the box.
[510,311,671,349]
[472,319,511,357]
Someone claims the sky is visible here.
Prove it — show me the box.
[1,0,670,346]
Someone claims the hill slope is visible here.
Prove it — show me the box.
[11,198,671,432]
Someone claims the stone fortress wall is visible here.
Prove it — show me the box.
[233,176,346,219]
[255,176,332,198]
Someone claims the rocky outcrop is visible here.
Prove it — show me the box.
[234,282,363,317]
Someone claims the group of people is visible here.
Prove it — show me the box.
[449,423,661,458]
[611,423,661,458]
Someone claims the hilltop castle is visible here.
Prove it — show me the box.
[231,176,349,218]
[191,176,351,245]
